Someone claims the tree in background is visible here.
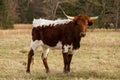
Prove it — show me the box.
[115,0,120,30]
[7,0,19,23]
[17,0,33,23]
[0,0,119,29]
[0,0,13,29]
[17,0,120,29]
[29,0,77,19]
[82,0,120,29]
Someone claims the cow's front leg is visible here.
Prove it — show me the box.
[62,45,73,73]
[62,53,68,73]
[41,48,50,73]
[26,49,34,73]
[67,47,74,72]
[67,54,73,72]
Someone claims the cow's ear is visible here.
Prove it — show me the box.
[88,21,93,26]
[72,16,79,25]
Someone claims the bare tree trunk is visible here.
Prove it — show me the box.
[7,0,19,22]
[52,2,60,19]
[115,0,119,31]
[101,0,106,17]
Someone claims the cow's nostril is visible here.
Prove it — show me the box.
[80,32,86,37]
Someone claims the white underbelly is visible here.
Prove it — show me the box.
[30,40,76,54]
[42,41,62,49]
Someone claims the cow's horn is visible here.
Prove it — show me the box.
[59,6,74,20]
[90,16,98,20]
[66,15,74,20]
[62,10,74,20]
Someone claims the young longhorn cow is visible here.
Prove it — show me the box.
[26,14,98,73]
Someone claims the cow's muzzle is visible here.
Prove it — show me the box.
[80,32,86,37]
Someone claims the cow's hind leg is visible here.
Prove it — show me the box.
[26,49,34,73]
[41,48,50,73]
[26,40,41,73]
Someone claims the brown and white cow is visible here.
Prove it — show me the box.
[26,14,98,73]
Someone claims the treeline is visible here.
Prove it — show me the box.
[0,0,120,29]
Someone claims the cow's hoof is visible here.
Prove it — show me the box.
[46,70,50,73]
[64,70,69,74]
[26,70,30,73]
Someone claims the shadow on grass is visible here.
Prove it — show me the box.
[36,70,120,80]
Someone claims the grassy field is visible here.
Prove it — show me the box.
[0,28,120,80]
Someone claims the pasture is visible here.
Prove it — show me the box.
[0,25,120,80]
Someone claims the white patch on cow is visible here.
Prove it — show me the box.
[68,45,73,54]
[42,48,50,59]
[54,41,62,49]
[30,40,44,51]
[63,45,68,53]
[63,45,73,53]
[33,18,70,27]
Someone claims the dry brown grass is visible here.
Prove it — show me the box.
[14,24,32,29]
[0,27,120,80]
[0,29,31,38]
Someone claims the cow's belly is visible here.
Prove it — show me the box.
[42,41,62,49]
[30,40,62,51]
[30,39,78,55]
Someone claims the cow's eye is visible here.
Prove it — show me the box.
[88,21,93,26]
[74,21,78,25]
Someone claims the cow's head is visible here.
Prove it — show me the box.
[66,14,98,37]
